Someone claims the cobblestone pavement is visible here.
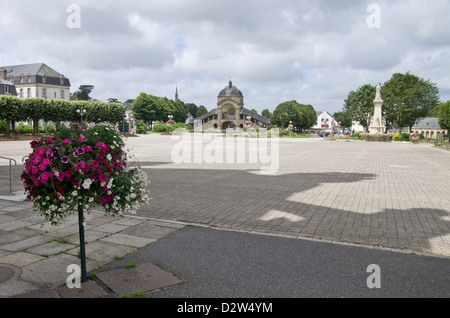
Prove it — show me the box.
[126,135,450,257]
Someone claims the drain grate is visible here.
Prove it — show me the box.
[0,264,21,286]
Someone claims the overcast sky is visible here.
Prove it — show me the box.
[1,0,449,114]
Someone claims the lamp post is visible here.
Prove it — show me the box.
[167,115,174,134]
[77,108,86,123]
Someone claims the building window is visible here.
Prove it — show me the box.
[4,86,10,94]
[20,75,24,83]
[27,88,31,98]
[60,90,65,99]
[42,88,47,99]
[27,74,32,83]
[42,75,47,84]
[20,89,23,98]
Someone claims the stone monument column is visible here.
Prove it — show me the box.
[369,84,386,135]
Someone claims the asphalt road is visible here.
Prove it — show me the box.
[104,225,450,298]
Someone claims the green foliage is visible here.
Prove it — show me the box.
[131,93,187,125]
[438,101,450,141]
[401,133,410,141]
[132,93,162,123]
[196,106,208,117]
[85,123,124,149]
[383,72,440,131]
[343,84,376,133]
[137,122,148,134]
[73,85,94,101]
[271,101,316,130]
[43,124,56,135]
[172,122,192,131]
[16,123,33,134]
[0,120,6,132]
[185,103,198,117]
[0,95,23,121]
[261,109,271,119]
[152,122,169,132]
[333,111,353,128]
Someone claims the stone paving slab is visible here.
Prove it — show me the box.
[95,262,183,297]
[55,280,114,298]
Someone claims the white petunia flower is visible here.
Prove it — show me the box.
[82,178,92,190]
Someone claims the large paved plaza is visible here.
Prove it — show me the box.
[1,134,450,256]
[128,134,450,257]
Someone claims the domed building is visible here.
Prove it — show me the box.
[192,80,271,130]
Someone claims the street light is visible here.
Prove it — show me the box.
[167,115,174,134]
[77,108,86,123]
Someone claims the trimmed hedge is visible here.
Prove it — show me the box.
[0,96,126,136]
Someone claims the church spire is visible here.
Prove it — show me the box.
[175,86,179,102]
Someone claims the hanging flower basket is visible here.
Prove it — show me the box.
[245,121,254,127]
[21,122,150,225]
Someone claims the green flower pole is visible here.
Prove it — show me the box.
[78,204,87,282]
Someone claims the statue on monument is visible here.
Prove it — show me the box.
[375,83,382,101]
[369,83,386,135]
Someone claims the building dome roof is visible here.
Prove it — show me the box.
[218,80,243,97]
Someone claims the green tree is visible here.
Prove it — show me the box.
[22,98,48,135]
[383,72,440,133]
[271,101,316,130]
[0,96,23,137]
[185,103,199,118]
[278,112,289,129]
[333,111,353,129]
[74,85,95,101]
[296,104,317,131]
[43,99,72,127]
[132,93,162,127]
[196,105,208,117]
[174,100,188,123]
[438,101,450,142]
[261,109,271,119]
[158,97,177,123]
[343,84,376,133]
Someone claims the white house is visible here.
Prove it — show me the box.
[1,63,71,101]
[312,111,339,132]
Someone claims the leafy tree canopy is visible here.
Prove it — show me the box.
[74,85,95,101]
